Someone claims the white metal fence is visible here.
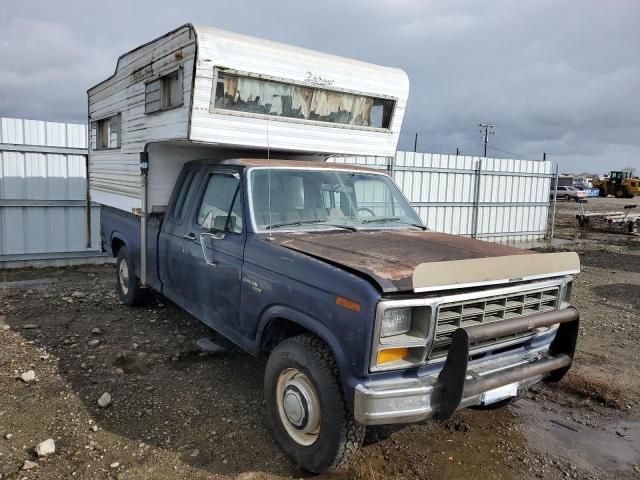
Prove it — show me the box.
[0,117,104,268]
[1,117,552,268]
[332,151,553,243]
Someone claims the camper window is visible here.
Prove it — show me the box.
[91,114,120,150]
[212,71,395,130]
[145,69,183,114]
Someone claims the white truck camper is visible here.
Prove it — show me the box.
[88,24,409,215]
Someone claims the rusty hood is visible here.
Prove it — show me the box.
[270,230,534,293]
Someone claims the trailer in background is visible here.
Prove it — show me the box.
[576,201,640,234]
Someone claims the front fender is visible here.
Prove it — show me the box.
[256,304,356,404]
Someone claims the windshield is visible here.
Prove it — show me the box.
[249,168,423,232]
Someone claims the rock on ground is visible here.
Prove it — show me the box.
[35,438,56,457]
[19,370,36,383]
[97,392,111,408]
[22,460,38,470]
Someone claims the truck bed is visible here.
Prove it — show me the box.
[100,206,163,292]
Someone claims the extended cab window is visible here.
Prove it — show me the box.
[172,170,198,221]
[196,173,243,233]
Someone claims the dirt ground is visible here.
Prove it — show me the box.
[1,233,639,479]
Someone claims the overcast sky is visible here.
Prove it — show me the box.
[1,0,638,173]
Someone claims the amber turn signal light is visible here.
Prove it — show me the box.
[377,348,409,365]
[336,296,361,312]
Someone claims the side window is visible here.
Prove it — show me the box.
[91,114,121,150]
[196,173,243,233]
[172,170,198,222]
[145,69,184,114]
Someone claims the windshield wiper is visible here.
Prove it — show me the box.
[360,216,401,224]
[265,219,357,231]
[360,216,428,230]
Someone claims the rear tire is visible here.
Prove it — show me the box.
[116,247,148,306]
[264,334,365,473]
[563,194,570,201]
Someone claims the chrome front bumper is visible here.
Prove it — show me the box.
[354,307,579,425]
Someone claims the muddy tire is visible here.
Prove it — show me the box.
[264,334,365,473]
[115,247,148,306]
[614,188,624,199]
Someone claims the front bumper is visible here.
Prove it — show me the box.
[354,307,579,425]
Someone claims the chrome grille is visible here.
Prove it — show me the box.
[430,286,560,359]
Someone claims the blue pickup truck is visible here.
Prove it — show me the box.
[101,158,580,473]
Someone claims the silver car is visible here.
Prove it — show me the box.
[551,186,587,201]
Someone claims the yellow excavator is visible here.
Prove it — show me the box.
[592,171,640,198]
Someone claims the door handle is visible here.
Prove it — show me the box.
[184,232,196,240]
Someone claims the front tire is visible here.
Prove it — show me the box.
[116,247,148,306]
[264,334,365,473]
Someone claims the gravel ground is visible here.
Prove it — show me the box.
[1,238,639,479]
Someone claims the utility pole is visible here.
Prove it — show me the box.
[478,123,494,157]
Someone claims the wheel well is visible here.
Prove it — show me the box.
[111,238,125,257]
[259,317,312,356]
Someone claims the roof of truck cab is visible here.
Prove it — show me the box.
[185,158,387,174]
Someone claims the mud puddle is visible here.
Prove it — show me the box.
[514,398,640,477]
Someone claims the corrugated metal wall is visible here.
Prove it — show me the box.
[0,117,104,268]
[332,151,552,243]
[1,116,552,269]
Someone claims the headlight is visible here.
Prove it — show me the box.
[371,302,434,372]
[380,308,412,337]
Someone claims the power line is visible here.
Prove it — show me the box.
[488,144,526,159]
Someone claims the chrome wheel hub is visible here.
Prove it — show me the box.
[118,260,129,295]
[276,368,321,446]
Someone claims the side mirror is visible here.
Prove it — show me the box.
[202,211,231,232]
[213,215,228,231]
[202,211,216,231]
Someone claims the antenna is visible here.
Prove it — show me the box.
[266,118,273,240]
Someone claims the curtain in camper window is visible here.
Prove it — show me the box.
[213,72,395,129]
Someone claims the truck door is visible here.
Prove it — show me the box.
[181,168,245,341]
[158,167,202,307]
